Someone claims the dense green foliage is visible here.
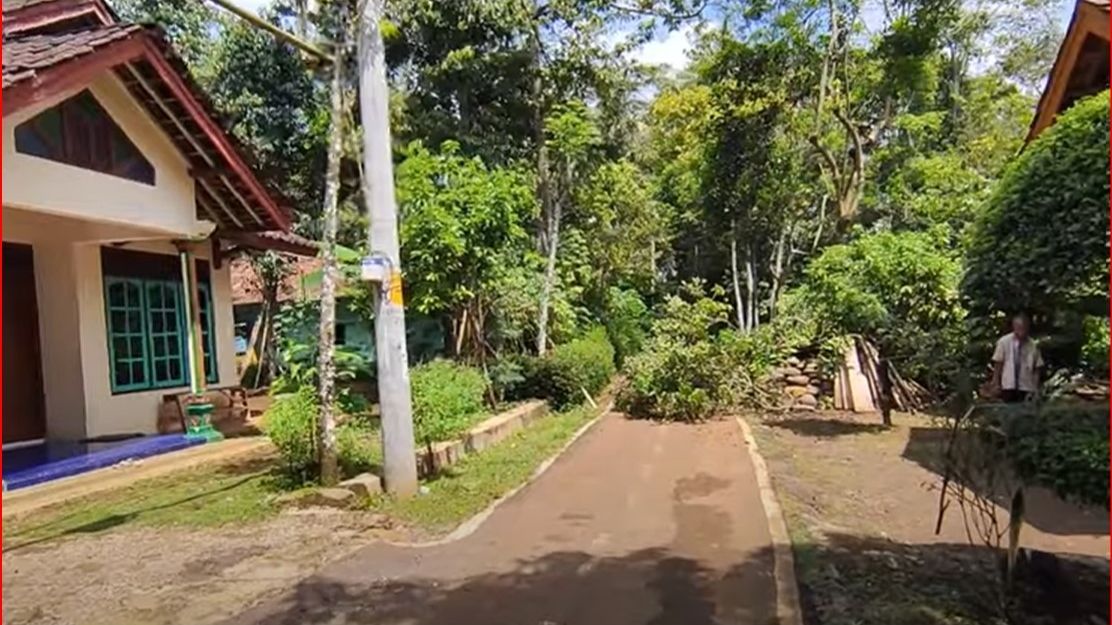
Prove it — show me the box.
[1080,316,1110,378]
[410,359,489,443]
[263,387,379,482]
[989,403,1110,509]
[396,141,537,356]
[603,287,650,367]
[263,387,320,480]
[963,91,1111,366]
[787,230,965,389]
[618,283,799,421]
[521,328,616,408]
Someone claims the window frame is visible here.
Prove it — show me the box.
[197,282,219,385]
[14,90,156,186]
[104,276,152,393]
[104,275,218,395]
[144,279,189,390]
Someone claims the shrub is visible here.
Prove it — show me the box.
[618,281,790,421]
[787,229,965,390]
[410,359,488,443]
[264,386,380,482]
[550,327,616,396]
[1080,316,1110,378]
[263,387,319,480]
[336,423,379,477]
[983,402,1110,509]
[963,91,1110,370]
[488,356,527,403]
[521,328,616,408]
[604,287,650,367]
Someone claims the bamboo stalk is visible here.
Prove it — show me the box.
[204,0,334,62]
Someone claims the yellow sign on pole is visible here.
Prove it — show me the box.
[387,270,405,306]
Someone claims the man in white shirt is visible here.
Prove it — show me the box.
[991,312,1044,403]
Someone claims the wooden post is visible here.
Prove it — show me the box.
[177,243,206,395]
[176,241,221,441]
[878,356,894,427]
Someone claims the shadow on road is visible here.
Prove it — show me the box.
[221,547,773,625]
[221,531,1110,625]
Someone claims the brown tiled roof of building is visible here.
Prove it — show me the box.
[230,255,332,306]
[2,23,141,88]
[1084,0,1110,11]
[2,15,294,233]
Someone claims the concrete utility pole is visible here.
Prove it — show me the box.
[206,0,418,496]
[357,0,419,497]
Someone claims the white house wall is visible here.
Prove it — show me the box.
[3,208,239,438]
[2,71,204,238]
[78,240,239,437]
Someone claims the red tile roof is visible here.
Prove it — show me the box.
[2,23,141,88]
[230,255,331,306]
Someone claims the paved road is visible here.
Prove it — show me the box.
[224,415,778,625]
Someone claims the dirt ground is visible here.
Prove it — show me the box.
[2,509,405,625]
[749,410,1110,625]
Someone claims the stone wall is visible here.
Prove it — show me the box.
[770,356,832,411]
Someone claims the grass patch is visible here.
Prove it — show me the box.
[369,404,598,533]
[4,454,283,548]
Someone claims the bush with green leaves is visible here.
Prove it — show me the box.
[336,422,379,477]
[1080,316,1109,378]
[519,328,616,408]
[963,91,1110,372]
[618,281,794,421]
[263,387,320,481]
[785,229,965,390]
[604,287,650,367]
[410,359,489,443]
[983,402,1110,509]
[263,386,380,483]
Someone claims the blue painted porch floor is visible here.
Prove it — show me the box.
[3,434,207,491]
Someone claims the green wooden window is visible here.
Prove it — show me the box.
[105,277,150,392]
[198,283,218,384]
[145,281,186,388]
[104,277,216,394]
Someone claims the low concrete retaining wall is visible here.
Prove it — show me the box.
[417,400,549,476]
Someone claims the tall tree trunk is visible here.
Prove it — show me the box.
[536,198,561,355]
[316,24,347,487]
[529,3,556,354]
[729,219,746,331]
[745,244,757,330]
[768,223,789,322]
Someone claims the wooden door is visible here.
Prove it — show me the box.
[3,243,46,443]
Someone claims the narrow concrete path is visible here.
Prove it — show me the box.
[225,415,778,625]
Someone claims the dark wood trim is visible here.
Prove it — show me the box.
[101,246,211,283]
[138,38,291,231]
[3,1,115,36]
[1027,1,1111,143]
[3,35,147,117]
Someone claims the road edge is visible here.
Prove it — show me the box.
[384,398,614,549]
[735,416,805,625]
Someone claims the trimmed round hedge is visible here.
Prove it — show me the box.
[962,90,1110,333]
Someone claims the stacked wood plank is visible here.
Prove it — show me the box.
[833,336,929,413]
